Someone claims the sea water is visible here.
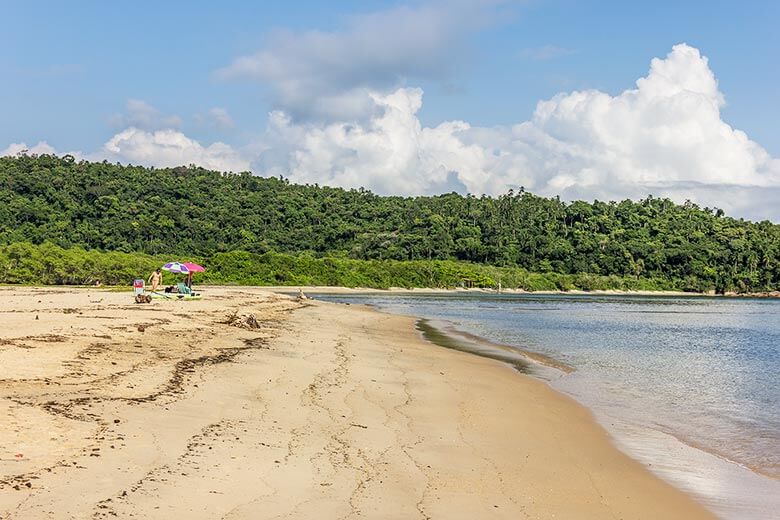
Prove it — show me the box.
[315,292,780,519]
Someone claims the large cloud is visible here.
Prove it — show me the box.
[251,44,780,221]
[254,88,489,194]
[3,44,779,222]
[216,0,504,120]
[523,44,778,193]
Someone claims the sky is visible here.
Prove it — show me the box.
[2,0,779,221]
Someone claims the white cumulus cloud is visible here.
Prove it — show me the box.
[1,141,59,156]
[101,128,250,173]
[248,44,780,220]
[1,131,249,175]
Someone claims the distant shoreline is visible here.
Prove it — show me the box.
[262,285,780,298]
[3,283,778,298]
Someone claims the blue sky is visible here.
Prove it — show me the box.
[3,0,778,152]
[2,1,779,220]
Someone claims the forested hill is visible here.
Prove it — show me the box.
[1,154,779,292]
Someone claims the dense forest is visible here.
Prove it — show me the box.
[1,154,779,292]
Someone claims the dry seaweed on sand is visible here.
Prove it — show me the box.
[221,310,261,329]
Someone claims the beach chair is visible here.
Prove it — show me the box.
[177,282,193,296]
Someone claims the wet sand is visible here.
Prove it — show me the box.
[0,286,715,519]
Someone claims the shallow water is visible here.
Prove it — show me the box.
[315,292,780,519]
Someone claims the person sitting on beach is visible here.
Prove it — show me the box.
[148,269,162,293]
[297,288,308,301]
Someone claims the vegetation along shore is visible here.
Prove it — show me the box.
[2,155,778,293]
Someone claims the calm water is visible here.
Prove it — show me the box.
[316,292,780,519]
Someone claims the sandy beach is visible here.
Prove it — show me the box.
[0,286,715,519]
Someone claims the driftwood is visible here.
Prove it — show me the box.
[222,310,261,329]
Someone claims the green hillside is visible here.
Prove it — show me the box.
[1,154,778,292]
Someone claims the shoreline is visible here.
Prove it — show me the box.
[1,286,717,518]
[414,313,779,480]
[407,314,780,519]
[6,283,779,299]
[415,318,575,375]
[311,291,780,519]
[264,285,780,299]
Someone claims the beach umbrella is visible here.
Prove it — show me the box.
[182,262,205,272]
[181,262,205,290]
[162,261,190,274]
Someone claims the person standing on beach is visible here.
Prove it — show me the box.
[148,268,162,293]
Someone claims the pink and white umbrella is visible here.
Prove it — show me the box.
[182,262,205,273]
